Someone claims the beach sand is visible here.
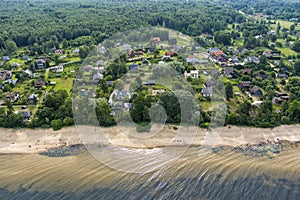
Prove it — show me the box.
[0,124,299,154]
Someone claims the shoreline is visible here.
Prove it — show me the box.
[0,124,299,154]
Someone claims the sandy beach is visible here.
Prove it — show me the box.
[0,124,299,154]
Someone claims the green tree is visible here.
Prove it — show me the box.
[225,82,234,100]
[51,119,64,130]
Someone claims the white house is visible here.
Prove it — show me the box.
[50,65,64,73]
[186,56,199,64]
[184,70,198,78]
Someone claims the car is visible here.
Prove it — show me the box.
[21,106,27,109]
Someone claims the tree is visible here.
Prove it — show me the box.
[95,98,113,126]
[130,96,149,123]
[51,119,64,130]
[295,60,300,76]
[225,82,234,100]
[4,39,18,53]
[288,100,300,122]
[290,24,295,32]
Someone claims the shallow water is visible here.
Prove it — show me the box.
[1,145,300,199]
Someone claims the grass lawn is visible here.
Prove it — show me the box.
[48,78,74,94]
[271,20,300,31]
[276,47,298,57]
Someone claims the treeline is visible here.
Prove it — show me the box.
[220,0,300,21]
[0,0,243,55]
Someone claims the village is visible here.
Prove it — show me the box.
[0,20,299,129]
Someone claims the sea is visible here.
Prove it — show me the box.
[1,144,300,200]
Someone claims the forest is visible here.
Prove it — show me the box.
[0,0,299,130]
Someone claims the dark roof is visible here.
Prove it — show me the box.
[144,80,156,85]
[238,81,251,89]
[250,86,262,95]
[205,79,217,87]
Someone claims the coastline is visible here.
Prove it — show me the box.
[0,124,299,154]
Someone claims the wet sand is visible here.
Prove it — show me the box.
[0,124,299,154]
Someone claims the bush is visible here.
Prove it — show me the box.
[136,122,151,132]
[51,119,64,131]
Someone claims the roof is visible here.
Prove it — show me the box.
[250,85,262,94]
[144,80,156,85]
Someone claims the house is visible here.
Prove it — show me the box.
[34,80,46,88]
[273,96,289,105]
[228,47,239,54]
[21,55,30,60]
[168,38,177,45]
[208,47,219,53]
[263,50,272,57]
[244,56,259,64]
[19,110,31,120]
[143,80,156,86]
[267,30,276,35]
[12,62,20,68]
[210,50,224,58]
[73,48,80,56]
[55,49,63,55]
[229,56,240,64]
[96,60,104,66]
[184,70,199,78]
[80,89,95,97]
[255,35,264,40]
[275,92,288,97]
[129,64,138,72]
[116,90,130,100]
[278,73,288,79]
[93,66,105,72]
[106,81,114,87]
[50,65,64,73]
[210,68,220,77]
[123,103,132,112]
[201,87,213,97]
[0,70,12,80]
[165,51,174,56]
[2,56,10,61]
[37,59,46,69]
[83,65,93,71]
[237,46,249,53]
[5,92,20,102]
[186,56,199,64]
[121,44,131,51]
[241,68,251,75]
[254,72,269,79]
[152,37,161,43]
[4,78,18,85]
[237,81,251,90]
[98,45,106,54]
[173,45,184,53]
[93,73,104,81]
[273,92,290,105]
[152,89,165,96]
[224,67,234,77]
[250,86,263,96]
[204,79,217,87]
[142,58,149,65]
[33,73,40,78]
[28,94,38,104]
[161,55,171,61]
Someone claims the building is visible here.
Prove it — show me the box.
[201,87,213,97]
[238,81,251,90]
[250,86,263,96]
[186,56,199,64]
[50,65,64,73]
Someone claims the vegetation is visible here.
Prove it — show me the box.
[0,0,299,130]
